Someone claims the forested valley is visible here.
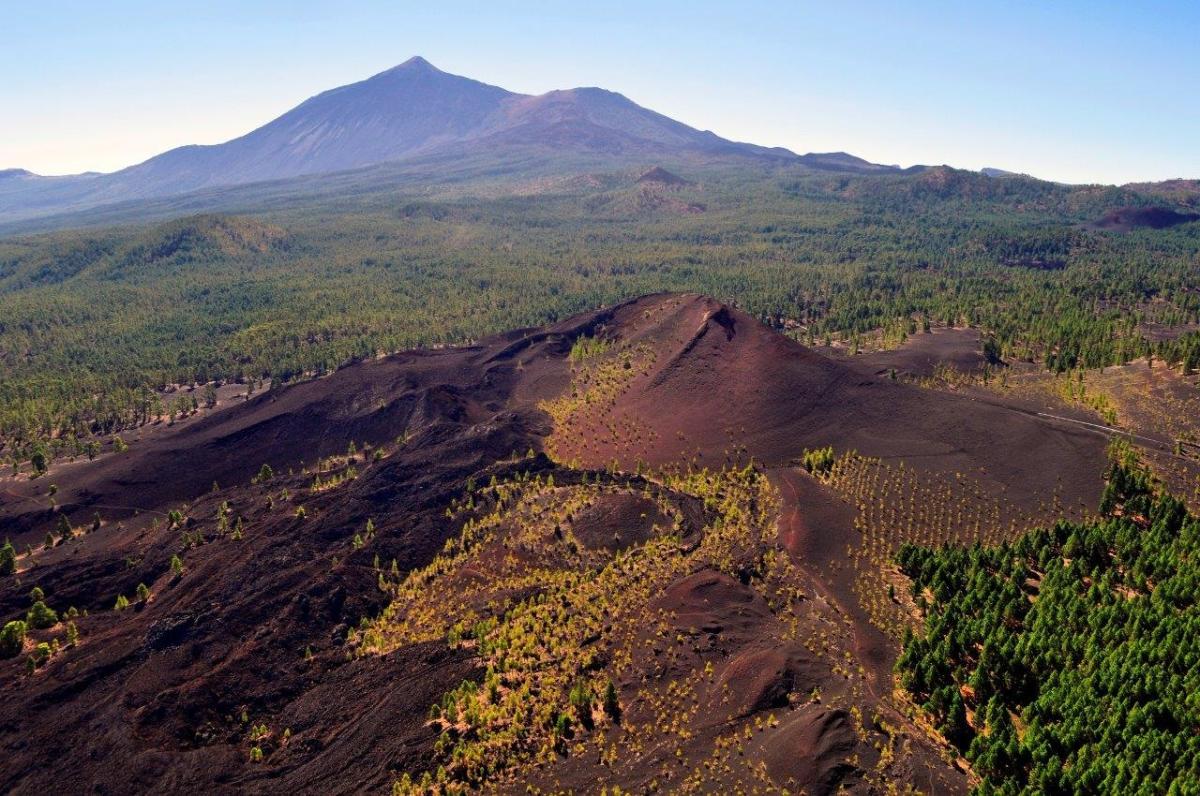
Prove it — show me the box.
[3,164,1198,475]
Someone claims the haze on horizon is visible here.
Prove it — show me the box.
[3,0,1198,186]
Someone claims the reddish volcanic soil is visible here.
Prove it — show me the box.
[548,294,1104,513]
[832,327,989,379]
[0,293,1107,794]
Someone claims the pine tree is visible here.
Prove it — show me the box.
[29,443,48,476]
[602,679,621,722]
[0,539,16,576]
[940,691,971,750]
[57,513,73,542]
[0,620,26,658]
[27,599,58,630]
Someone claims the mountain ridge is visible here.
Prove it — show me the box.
[0,57,893,224]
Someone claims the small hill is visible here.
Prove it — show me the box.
[980,166,1034,178]
[1123,179,1200,209]
[131,215,288,263]
[798,151,900,173]
[544,295,1103,512]
[635,166,693,187]
[580,168,705,216]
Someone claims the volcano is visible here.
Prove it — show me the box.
[0,59,907,226]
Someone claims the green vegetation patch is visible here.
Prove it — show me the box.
[896,458,1200,794]
[3,167,1200,475]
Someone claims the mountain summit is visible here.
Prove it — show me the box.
[0,58,891,223]
[73,58,524,199]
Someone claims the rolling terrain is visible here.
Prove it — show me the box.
[0,61,1197,793]
[0,294,1108,793]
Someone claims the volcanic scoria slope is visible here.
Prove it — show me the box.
[0,294,1107,794]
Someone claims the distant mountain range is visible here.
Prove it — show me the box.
[0,57,908,225]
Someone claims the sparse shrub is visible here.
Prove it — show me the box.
[57,513,73,542]
[801,446,836,476]
[569,335,611,364]
[27,600,58,630]
[136,583,151,602]
[170,555,185,578]
[30,641,52,667]
[114,594,130,611]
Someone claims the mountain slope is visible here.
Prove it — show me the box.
[108,57,519,193]
[0,58,519,217]
[0,58,880,224]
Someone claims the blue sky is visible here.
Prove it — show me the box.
[3,1,1197,184]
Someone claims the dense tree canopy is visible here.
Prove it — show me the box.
[897,460,1200,794]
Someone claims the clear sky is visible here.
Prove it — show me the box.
[3,1,1197,185]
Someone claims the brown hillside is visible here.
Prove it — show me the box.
[635,166,693,187]
[546,294,1102,513]
[0,294,1106,794]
